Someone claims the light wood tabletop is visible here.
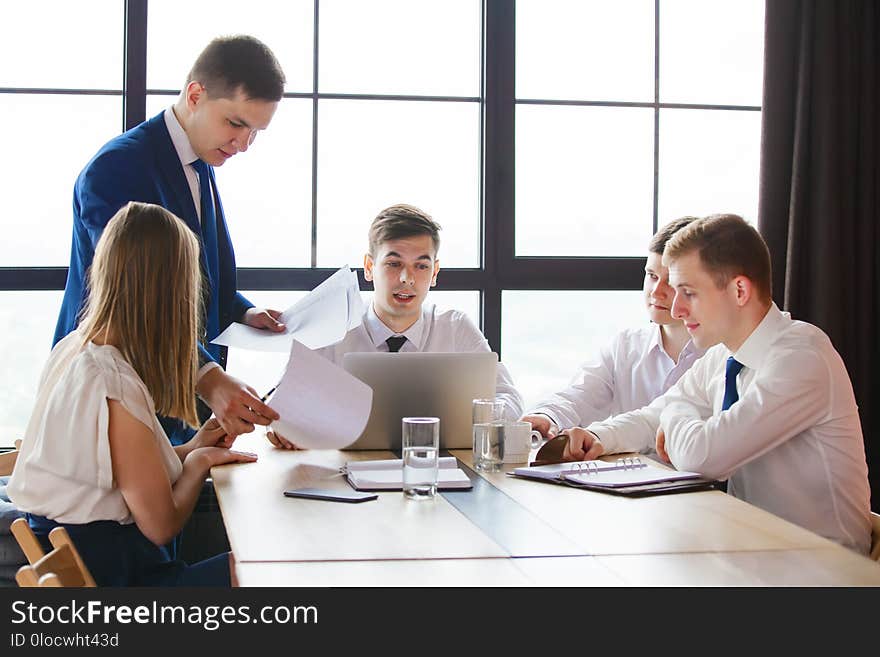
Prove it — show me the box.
[234,556,626,587]
[449,449,835,555]
[234,549,880,587]
[213,434,879,586]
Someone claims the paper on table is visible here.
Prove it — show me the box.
[268,339,373,449]
[211,266,365,352]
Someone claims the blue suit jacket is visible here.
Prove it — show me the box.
[54,111,253,441]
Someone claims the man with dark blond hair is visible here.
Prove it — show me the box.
[562,214,871,554]
[267,203,523,449]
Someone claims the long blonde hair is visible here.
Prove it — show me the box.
[78,202,202,426]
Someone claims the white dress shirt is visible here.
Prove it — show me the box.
[587,304,872,553]
[164,106,220,380]
[316,303,524,420]
[529,324,704,428]
[8,331,183,525]
[164,106,204,223]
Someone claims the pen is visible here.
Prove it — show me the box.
[260,386,277,403]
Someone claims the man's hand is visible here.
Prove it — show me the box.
[655,426,671,464]
[266,429,302,451]
[243,307,286,332]
[196,368,279,438]
[521,414,558,440]
[561,427,605,461]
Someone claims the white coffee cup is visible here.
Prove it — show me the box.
[502,421,535,463]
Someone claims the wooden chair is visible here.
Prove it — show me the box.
[11,518,96,587]
[870,511,880,562]
[0,439,22,477]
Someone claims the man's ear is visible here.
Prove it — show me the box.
[363,253,374,282]
[431,259,440,287]
[732,275,752,307]
[185,81,206,112]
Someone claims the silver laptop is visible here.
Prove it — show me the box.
[341,351,497,450]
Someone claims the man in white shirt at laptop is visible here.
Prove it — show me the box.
[561,214,872,553]
[267,203,524,449]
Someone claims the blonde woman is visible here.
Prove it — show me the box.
[8,202,256,586]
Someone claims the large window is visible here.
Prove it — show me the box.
[0,1,764,443]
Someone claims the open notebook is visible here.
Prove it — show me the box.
[512,457,717,496]
[344,457,473,492]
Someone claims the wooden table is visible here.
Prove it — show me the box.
[212,434,880,586]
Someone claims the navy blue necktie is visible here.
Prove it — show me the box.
[721,357,745,411]
[386,336,407,353]
[190,159,220,354]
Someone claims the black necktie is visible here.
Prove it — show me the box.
[386,336,407,353]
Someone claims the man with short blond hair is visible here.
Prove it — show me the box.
[562,214,872,554]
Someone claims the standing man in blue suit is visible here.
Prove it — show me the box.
[55,35,285,444]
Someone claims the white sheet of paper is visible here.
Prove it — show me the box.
[268,340,373,449]
[210,266,364,352]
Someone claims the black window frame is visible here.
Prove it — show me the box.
[0,0,762,360]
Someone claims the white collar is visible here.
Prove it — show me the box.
[649,322,704,361]
[732,302,788,370]
[363,303,429,350]
[163,106,199,167]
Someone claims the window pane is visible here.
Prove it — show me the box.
[317,100,480,268]
[228,290,481,394]
[0,95,122,266]
[147,96,314,267]
[517,0,654,102]
[0,1,123,89]
[502,290,644,411]
[658,108,761,224]
[146,0,313,93]
[0,292,63,447]
[660,0,765,106]
[516,105,655,256]
[319,0,480,96]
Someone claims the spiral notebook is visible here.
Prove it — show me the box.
[511,457,717,496]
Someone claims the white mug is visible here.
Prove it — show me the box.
[502,421,536,463]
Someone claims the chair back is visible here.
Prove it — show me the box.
[870,511,880,562]
[11,518,96,587]
[0,439,21,476]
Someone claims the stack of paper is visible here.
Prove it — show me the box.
[211,266,364,352]
[267,340,373,449]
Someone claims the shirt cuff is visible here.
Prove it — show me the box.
[529,411,560,429]
[197,360,222,382]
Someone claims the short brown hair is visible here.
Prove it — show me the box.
[187,35,285,101]
[367,204,442,257]
[648,216,699,254]
[664,213,772,302]
[79,202,202,427]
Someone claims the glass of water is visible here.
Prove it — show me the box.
[401,417,440,500]
[472,398,506,472]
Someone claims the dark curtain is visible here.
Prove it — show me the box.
[758,0,879,509]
